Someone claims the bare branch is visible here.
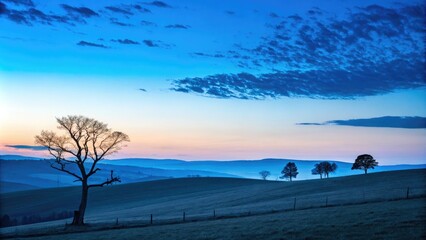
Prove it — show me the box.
[88,176,121,188]
[50,161,82,181]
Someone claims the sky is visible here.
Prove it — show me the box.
[0,0,425,164]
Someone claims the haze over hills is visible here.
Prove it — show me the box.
[105,158,426,179]
[0,155,425,194]
[0,159,238,193]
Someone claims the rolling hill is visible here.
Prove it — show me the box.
[104,157,426,179]
[0,160,238,193]
[0,169,425,239]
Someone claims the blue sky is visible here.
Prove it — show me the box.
[0,0,425,164]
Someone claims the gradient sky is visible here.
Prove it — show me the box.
[0,0,425,164]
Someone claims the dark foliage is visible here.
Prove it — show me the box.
[280,162,298,181]
[352,154,379,174]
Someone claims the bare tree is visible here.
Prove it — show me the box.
[35,116,129,225]
[259,170,271,180]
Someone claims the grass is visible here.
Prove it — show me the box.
[1,169,425,239]
[7,198,426,240]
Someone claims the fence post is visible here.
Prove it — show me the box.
[150,214,153,224]
[213,210,216,218]
[406,187,410,199]
[116,217,118,225]
[183,212,186,222]
[325,196,328,207]
[293,197,297,211]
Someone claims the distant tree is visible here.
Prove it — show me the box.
[35,116,129,225]
[323,162,338,178]
[352,154,378,174]
[280,162,298,181]
[311,163,324,179]
[259,170,271,180]
[312,162,338,179]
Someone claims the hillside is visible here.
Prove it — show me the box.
[104,157,425,179]
[1,169,425,231]
[0,160,238,193]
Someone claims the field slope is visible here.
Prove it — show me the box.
[1,169,425,239]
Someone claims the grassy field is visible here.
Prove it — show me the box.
[10,198,426,240]
[1,169,425,239]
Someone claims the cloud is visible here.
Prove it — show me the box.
[104,4,151,16]
[2,0,34,7]
[139,88,147,92]
[77,41,108,48]
[110,19,133,27]
[297,116,426,129]
[112,39,140,45]
[105,6,133,15]
[171,3,426,100]
[144,1,172,8]
[141,20,156,26]
[61,4,99,18]
[0,2,69,25]
[5,145,47,151]
[165,24,190,29]
[225,11,235,15]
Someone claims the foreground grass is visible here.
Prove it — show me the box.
[11,198,426,240]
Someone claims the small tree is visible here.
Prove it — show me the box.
[35,115,129,225]
[280,162,298,181]
[259,170,271,180]
[322,162,337,178]
[311,163,324,179]
[312,162,338,179]
[352,154,378,174]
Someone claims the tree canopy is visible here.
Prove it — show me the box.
[352,154,378,174]
[280,162,298,181]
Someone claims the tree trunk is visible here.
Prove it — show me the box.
[364,169,368,174]
[320,174,322,179]
[72,181,89,225]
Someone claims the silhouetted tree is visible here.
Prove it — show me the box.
[280,162,298,181]
[323,162,337,178]
[312,162,338,179]
[35,116,129,225]
[352,154,378,174]
[259,170,271,180]
[311,163,324,179]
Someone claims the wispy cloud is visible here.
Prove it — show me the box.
[110,19,133,27]
[165,24,190,29]
[141,20,156,26]
[5,144,47,151]
[61,4,99,18]
[105,6,133,15]
[0,2,69,25]
[144,1,172,8]
[112,39,140,45]
[172,4,425,100]
[2,0,34,7]
[77,41,108,48]
[297,116,426,129]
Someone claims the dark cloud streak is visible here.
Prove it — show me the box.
[6,145,47,151]
[77,41,108,48]
[297,116,426,129]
